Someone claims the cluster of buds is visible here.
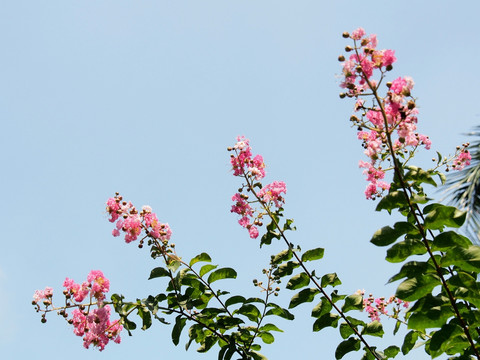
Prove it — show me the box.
[339,28,432,199]
[357,290,409,322]
[228,136,287,239]
[446,143,472,171]
[33,270,122,351]
[106,193,172,246]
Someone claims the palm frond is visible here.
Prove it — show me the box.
[443,126,480,243]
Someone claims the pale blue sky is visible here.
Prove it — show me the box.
[1,1,479,359]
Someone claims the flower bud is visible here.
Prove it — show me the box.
[386,64,393,71]
[361,39,369,46]
[342,32,350,38]
[338,55,345,62]
[339,93,346,99]
[345,45,353,52]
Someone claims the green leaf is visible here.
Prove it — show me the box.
[431,231,472,251]
[311,297,332,318]
[301,247,325,262]
[362,321,384,337]
[236,304,261,322]
[423,204,466,230]
[225,295,246,308]
[376,191,408,213]
[407,295,452,331]
[396,274,441,301]
[123,317,137,333]
[199,264,218,277]
[166,260,182,273]
[371,222,418,247]
[383,345,400,358]
[288,288,319,309]
[331,290,346,303]
[429,323,463,353]
[342,294,363,313]
[259,323,283,332]
[137,307,152,330]
[440,245,480,272]
[386,239,426,263]
[258,331,275,344]
[313,313,339,332]
[172,315,187,346]
[388,261,433,283]
[148,267,170,280]
[284,218,295,229]
[265,303,294,320]
[404,166,438,187]
[207,268,237,284]
[286,272,310,290]
[273,261,299,278]
[321,273,342,288]
[401,330,418,355]
[197,335,217,353]
[340,322,355,339]
[271,249,292,265]
[189,252,212,266]
[335,337,361,359]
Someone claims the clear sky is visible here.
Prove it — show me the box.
[1,1,479,359]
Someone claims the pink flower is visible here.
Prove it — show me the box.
[71,305,122,351]
[123,214,142,243]
[63,278,89,303]
[248,226,259,239]
[106,197,120,222]
[351,27,365,40]
[257,181,287,208]
[87,270,110,301]
[33,288,52,303]
[453,151,471,171]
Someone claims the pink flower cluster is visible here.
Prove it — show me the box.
[33,287,53,304]
[341,28,395,94]
[360,292,409,322]
[229,137,287,239]
[106,194,172,244]
[230,136,266,180]
[63,270,110,303]
[257,181,287,208]
[340,28,431,199]
[33,271,123,351]
[452,150,472,171]
[71,305,122,351]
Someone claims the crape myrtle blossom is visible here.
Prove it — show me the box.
[33,270,123,351]
[339,28,432,199]
[452,150,472,171]
[33,287,53,304]
[356,290,409,323]
[106,193,172,244]
[229,136,287,239]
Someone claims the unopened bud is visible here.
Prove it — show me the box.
[339,93,346,99]
[407,100,415,110]
[338,55,345,62]
[386,64,393,71]
[361,39,369,46]
[41,318,47,323]
[342,32,350,38]
[386,82,392,88]
[345,45,353,52]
